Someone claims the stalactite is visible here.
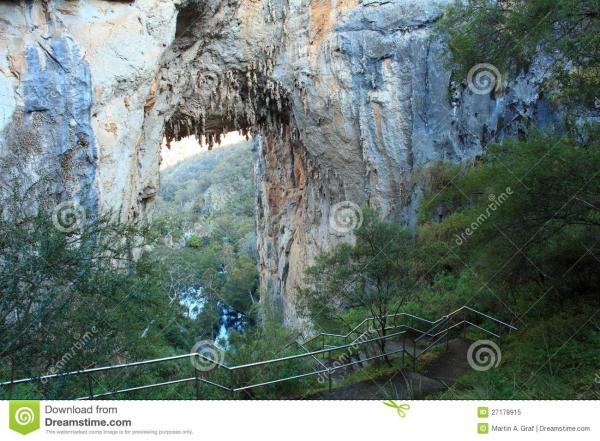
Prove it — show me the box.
[164,34,298,152]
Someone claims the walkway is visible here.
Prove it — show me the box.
[309,338,471,399]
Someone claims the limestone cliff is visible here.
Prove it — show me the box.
[0,0,552,328]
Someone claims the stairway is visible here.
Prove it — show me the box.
[307,338,472,400]
[313,332,430,380]
[1,304,514,399]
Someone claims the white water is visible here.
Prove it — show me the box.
[178,286,246,348]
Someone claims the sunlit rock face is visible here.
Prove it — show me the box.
[0,0,181,218]
[256,0,552,327]
[0,0,550,328]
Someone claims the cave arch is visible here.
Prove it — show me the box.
[0,0,544,327]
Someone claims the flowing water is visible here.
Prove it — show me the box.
[179,286,246,348]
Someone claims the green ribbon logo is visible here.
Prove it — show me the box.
[9,401,40,435]
[383,400,410,418]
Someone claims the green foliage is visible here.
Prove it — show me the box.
[0,180,197,399]
[420,128,600,299]
[187,235,201,248]
[223,256,259,313]
[434,303,600,399]
[411,126,600,399]
[0,140,260,400]
[150,141,259,325]
[298,209,420,355]
[296,123,600,399]
[427,2,600,398]
[438,0,600,109]
[226,318,314,399]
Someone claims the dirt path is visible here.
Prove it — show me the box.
[420,338,472,386]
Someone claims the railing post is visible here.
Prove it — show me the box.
[230,370,235,399]
[8,357,14,400]
[402,335,406,367]
[87,374,94,400]
[327,348,332,392]
[445,331,450,351]
[412,338,416,372]
[194,364,200,400]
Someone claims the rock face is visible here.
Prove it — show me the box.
[0,0,552,328]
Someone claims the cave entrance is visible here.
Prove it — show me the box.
[150,50,302,330]
[153,131,259,347]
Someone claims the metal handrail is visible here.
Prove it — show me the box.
[230,330,407,371]
[0,305,517,399]
[303,311,438,346]
[294,341,328,371]
[304,305,515,349]
[414,305,515,343]
[0,353,199,387]
[0,330,410,398]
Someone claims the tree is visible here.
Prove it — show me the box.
[298,209,418,358]
[438,0,600,110]
[421,128,600,300]
[0,178,193,398]
[222,256,259,315]
[431,0,600,303]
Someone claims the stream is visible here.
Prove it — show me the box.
[179,286,246,349]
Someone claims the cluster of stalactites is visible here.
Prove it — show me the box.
[164,46,300,149]
[263,0,289,24]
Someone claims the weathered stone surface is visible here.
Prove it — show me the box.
[258,0,552,327]
[0,0,552,328]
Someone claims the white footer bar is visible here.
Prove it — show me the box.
[1,400,598,440]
